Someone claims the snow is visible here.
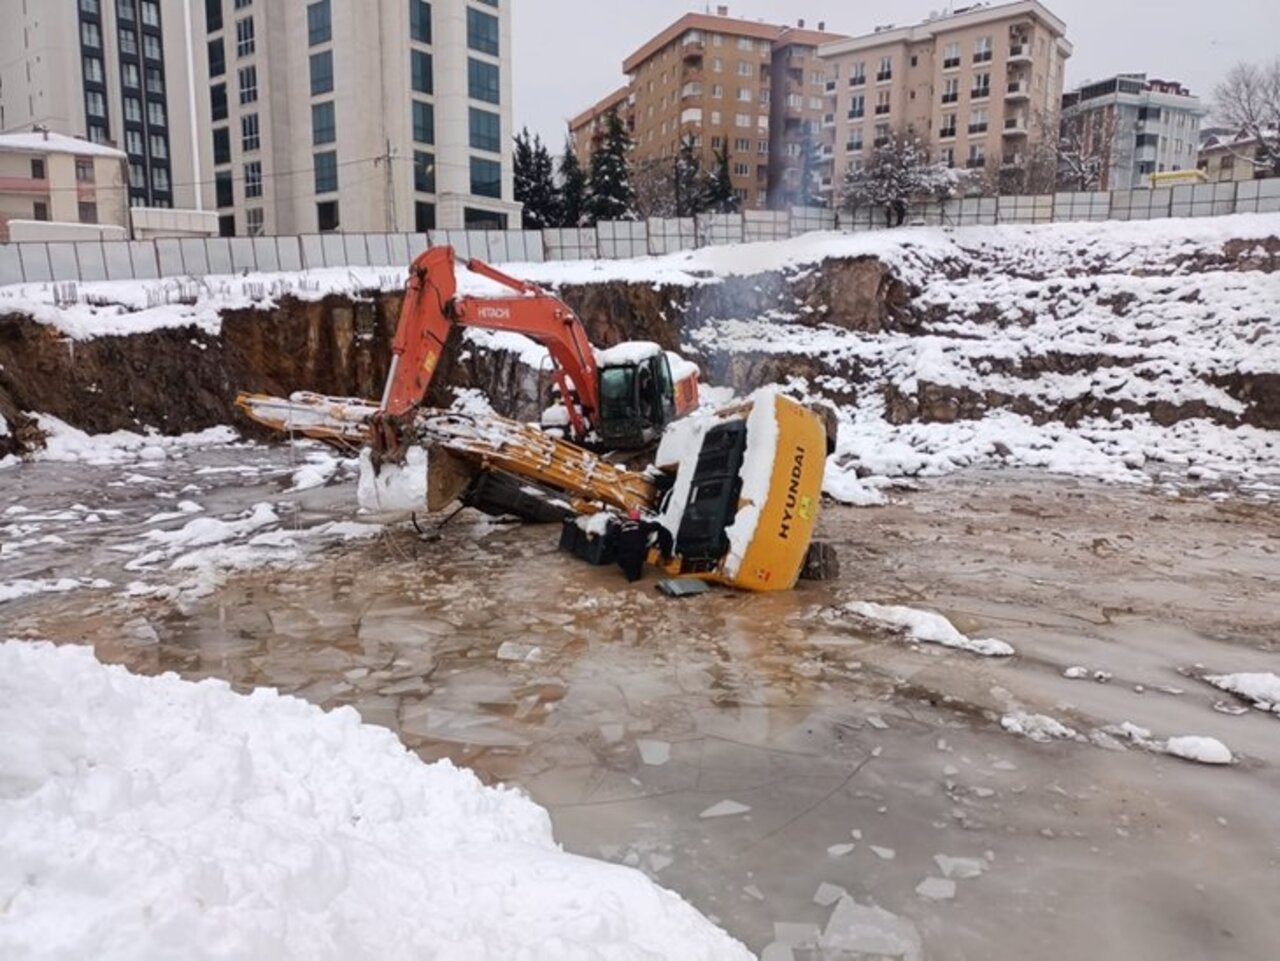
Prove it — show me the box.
[1000,711,1082,743]
[0,641,750,961]
[845,602,1015,657]
[1165,735,1234,765]
[31,415,239,465]
[0,577,111,604]
[915,877,957,901]
[597,340,664,366]
[666,350,700,383]
[0,130,128,158]
[721,387,781,579]
[356,446,428,514]
[1204,672,1280,714]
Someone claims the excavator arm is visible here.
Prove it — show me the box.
[381,246,601,440]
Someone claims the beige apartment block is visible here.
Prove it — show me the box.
[196,0,521,237]
[0,0,204,213]
[579,8,843,211]
[819,0,1071,202]
[0,130,128,240]
[569,86,635,170]
[1198,129,1272,184]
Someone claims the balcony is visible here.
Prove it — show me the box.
[681,41,704,61]
[848,74,866,87]
[876,71,892,83]
[0,176,51,195]
[681,83,702,101]
[939,127,957,140]
[943,57,961,70]
[1003,116,1028,136]
[941,91,959,104]
[968,123,989,135]
[847,109,865,121]
[973,50,993,64]
[1008,44,1032,64]
[971,86,991,101]
[966,156,987,169]
[825,80,837,94]
[1005,80,1029,100]
[874,104,890,115]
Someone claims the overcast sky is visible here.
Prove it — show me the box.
[511,0,1278,146]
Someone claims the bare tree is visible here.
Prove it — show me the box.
[630,157,676,219]
[842,131,959,226]
[1214,60,1280,177]
[997,110,1061,195]
[1057,107,1117,192]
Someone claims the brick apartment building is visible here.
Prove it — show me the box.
[818,0,1071,200]
[570,8,844,210]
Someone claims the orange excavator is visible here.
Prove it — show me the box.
[371,246,698,455]
[237,246,830,592]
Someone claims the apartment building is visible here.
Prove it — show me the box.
[769,26,846,209]
[574,9,844,210]
[0,130,128,240]
[819,1,1071,200]
[1061,74,1206,190]
[198,0,521,236]
[568,86,635,169]
[0,0,203,212]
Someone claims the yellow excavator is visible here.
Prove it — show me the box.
[237,247,828,592]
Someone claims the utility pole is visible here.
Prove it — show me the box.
[374,139,398,232]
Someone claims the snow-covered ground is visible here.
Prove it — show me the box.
[0,641,749,960]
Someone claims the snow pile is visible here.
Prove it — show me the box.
[1000,711,1083,743]
[846,602,1015,657]
[356,446,429,514]
[0,641,751,961]
[1164,735,1234,765]
[0,577,112,605]
[32,414,238,465]
[1204,672,1280,714]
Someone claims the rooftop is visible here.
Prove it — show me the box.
[818,0,1071,58]
[623,11,844,74]
[569,86,633,132]
[0,130,127,160]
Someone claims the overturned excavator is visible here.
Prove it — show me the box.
[238,246,828,592]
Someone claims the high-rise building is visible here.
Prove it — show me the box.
[0,0,204,212]
[1061,74,1206,190]
[571,9,845,211]
[196,0,521,237]
[568,86,634,170]
[818,0,1071,200]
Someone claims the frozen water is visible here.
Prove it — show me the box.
[637,739,672,766]
[820,897,923,960]
[700,800,751,819]
[916,877,958,901]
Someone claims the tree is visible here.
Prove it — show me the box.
[631,156,677,219]
[584,110,638,224]
[673,136,705,217]
[513,128,560,229]
[1057,107,1116,192]
[1214,59,1280,177]
[557,138,587,228]
[702,146,739,213]
[841,131,957,226]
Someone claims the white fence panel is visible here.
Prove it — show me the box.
[76,242,108,281]
[997,195,1046,224]
[180,238,209,275]
[543,228,597,261]
[251,237,280,273]
[596,220,646,259]
[1252,178,1280,213]
[646,217,695,255]
[206,238,234,275]
[47,244,80,282]
[128,241,159,279]
[104,242,134,280]
[18,245,51,283]
[229,237,256,273]
[385,234,411,267]
[341,234,369,267]
[156,239,183,277]
[504,230,544,263]
[744,210,789,243]
[277,237,303,272]
[299,235,325,270]
[365,233,391,267]
[320,233,345,268]
[478,230,506,262]
[789,206,836,234]
[698,213,745,246]
[1054,191,1109,222]
[0,244,26,285]
[406,232,429,257]
[432,229,469,259]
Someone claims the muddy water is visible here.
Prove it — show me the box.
[5,456,1279,960]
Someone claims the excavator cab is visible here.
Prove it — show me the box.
[596,348,677,449]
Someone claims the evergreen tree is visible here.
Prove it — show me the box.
[673,135,704,217]
[513,128,560,229]
[702,146,739,213]
[558,137,587,228]
[584,110,638,224]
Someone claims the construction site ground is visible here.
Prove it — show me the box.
[4,447,1278,960]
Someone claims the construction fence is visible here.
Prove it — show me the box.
[1,179,1278,287]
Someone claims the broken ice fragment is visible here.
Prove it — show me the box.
[933,855,986,879]
[743,884,765,902]
[827,843,856,857]
[915,877,957,901]
[636,739,672,766]
[1063,666,1089,679]
[699,799,751,819]
[870,846,896,860]
[821,896,923,960]
[814,882,848,907]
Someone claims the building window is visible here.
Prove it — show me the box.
[85,91,106,118]
[470,156,501,198]
[939,112,957,138]
[942,78,959,104]
[944,41,962,67]
[234,0,252,8]
[147,101,166,127]
[141,0,159,26]
[412,101,434,143]
[122,62,140,88]
[467,58,499,104]
[312,101,335,144]
[310,51,333,95]
[972,72,991,99]
[314,150,337,193]
[149,133,168,158]
[464,207,506,229]
[467,7,498,55]
[469,108,500,152]
[737,87,752,102]
[848,93,864,119]
[967,144,986,168]
[127,129,145,155]
[874,123,890,148]
[415,201,436,232]
[210,83,227,120]
[875,90,890,115]
[81,22,102,48]
[411,50,433,94]
[317,200,339,231]
[78,202,99,224]
[969,109,988,135]
[849,61,865,86]
[410,0,432,44]
[218,214,236,237]
[128,162,145,189]
[212,127,230,164]
[236,17,255,57]
[145,67,164,94]
[216,170,234,206]
[75,158,96,183]
[30,158,46,180]
[847,131,863,152]
[974,36,992,63]
[876,57,892,82]
[242,112,260,151]
[88,125,109,144]
[246,207,264,236]
[307,0,331,46]
[143,34,161,61]
[152,166,170,192]
[239,65,258,103]
[940,147,954,168]
[244,160,262,198]
[209,38,226,77]
[33,200,50,221]
[414,151,435,193]
[205,0,222,33]
[120,31,138,56]
[119,0,136,20]
[84,56,104,84]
